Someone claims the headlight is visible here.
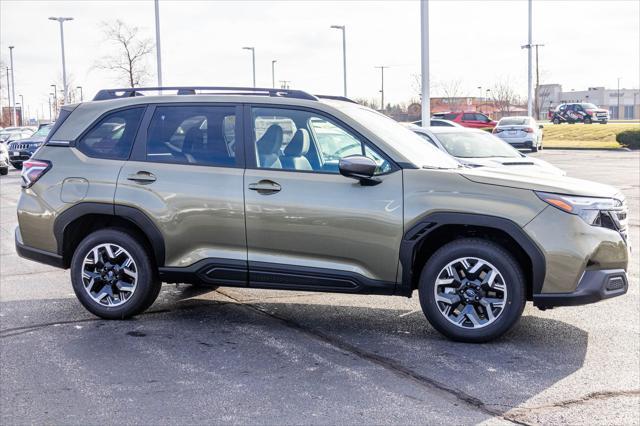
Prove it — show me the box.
[535,191,622,225]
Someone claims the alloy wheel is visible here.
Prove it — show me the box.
[433,257,507,329]
[81,243,138,307]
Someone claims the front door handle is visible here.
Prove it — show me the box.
[248,179,281,194]
[127,171,156,184]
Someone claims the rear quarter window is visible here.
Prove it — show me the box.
[76,107,145,160]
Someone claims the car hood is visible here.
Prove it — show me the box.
[458,156,565,176]
[458,166,621,198]
[9,136,45,145]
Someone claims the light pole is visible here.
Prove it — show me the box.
[330,25,347,97]
[48,93,54,122]
[19,94,24,125]
[420,0,430,126]
[51,84,58,119]
[9,46,17,126]
[477,86,482,111]
[271,60,277,89]
[375,66,388,112]
[617,77,621,120]
[522,0,534,117]
[49,17,73,104]
[77,86,83,101]
[154,0,163,87]
[5,67,11,125]
[242,47,256,87]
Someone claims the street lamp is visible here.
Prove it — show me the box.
[153,0,163,87]
[49,17,73,104]
[375,66,389,112]
[77,86,83,102]
[271,60,277,89]
[330,25,347,97]
[8,46,17,126]
[48,93,54,122]
[242,47,256,87]
[420,0,430,126]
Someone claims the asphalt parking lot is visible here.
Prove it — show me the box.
[1,150,638,425]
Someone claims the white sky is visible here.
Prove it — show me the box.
[1,0,639,119]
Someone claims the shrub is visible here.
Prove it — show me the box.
[616,129,640,149]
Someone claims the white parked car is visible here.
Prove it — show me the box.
[0,143,9,175]
[410,126,565,176]
[492,116,543,152]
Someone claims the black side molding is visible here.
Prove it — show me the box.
[398,212,546,296]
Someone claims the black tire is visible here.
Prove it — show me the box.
[0,167,7,175]
[600,121,608,125]
[584,117,592,124]
[418,238,526,343]
[10,162,22,170]
[70,228,161,319]
[552,118,560,125]
[531,144,538,153]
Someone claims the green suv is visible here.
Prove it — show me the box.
[15,87,630,342]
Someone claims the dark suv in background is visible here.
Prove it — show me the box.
[7,123,53,169]
[551,103,609,124]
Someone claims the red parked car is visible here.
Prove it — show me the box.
[432,112,497,130]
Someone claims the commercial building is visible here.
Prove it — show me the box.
[537,84,640,120]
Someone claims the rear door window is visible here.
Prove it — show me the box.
[462,113,476,121]
[77,107,145,160]
[145,105,239,167]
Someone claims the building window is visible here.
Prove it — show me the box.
[609,106,619,119]
[624,105,634,120]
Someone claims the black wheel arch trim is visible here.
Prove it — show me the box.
[53,202,166,267]
[398,212,546,297]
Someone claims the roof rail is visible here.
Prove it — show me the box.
[315,94,358,104]
[92,86,319,102]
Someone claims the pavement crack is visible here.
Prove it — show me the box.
[215,289,530,426]
[504,389,640,412]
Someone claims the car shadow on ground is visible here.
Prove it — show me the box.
[1,284,589,418]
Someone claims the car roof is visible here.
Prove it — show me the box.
[421,126,487,135]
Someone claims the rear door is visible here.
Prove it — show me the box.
[243,105,403,292]
[115,103,247,284]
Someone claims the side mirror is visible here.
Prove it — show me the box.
[539,124,544,129]
[339,156,381,186]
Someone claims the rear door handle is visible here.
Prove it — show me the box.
[248,179,281,194]
[127,171,156,183]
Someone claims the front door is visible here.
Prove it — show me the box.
[243,105,404,293]
[116,103,248,285]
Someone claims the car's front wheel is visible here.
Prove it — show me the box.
[552,118,560,125]
[0,166,7,175]
[418,239,526,343]
[70,229,161,319]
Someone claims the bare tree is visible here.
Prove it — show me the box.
[354,97,380,110]
[95,20,154,87]
[490,78,518,114]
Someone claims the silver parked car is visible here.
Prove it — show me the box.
[410,126,565,176]
[492,116,543,152]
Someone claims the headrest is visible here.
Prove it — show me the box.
[284,129,310,156]
[257,125,283,154]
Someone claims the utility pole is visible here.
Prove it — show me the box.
[5,67,10,125]
[77,86,83,101]
[330,25,347,97]
[271,60,277,88]
[477,86,482,111]
[49,17,73,104]
[420,0,430,126]
[617,77,621,119]
[154,0,163,87]
[48,93,53,122]
[530,43,545,119]
[51,84,58,119]
[521,0,534,117]
[242,47,256,87]
[9,46,17,126]
[19,94,24,125]
[375,66,388,112]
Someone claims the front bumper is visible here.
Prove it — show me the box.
[534,269,628,309]
[8,149,36,163]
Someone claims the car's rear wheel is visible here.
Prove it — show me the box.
[0,167,7,175]
[418,239,526,343]
[71,229,161,319]
[552,118,560,125]
[10,162,22,170]
[531,144,538,152]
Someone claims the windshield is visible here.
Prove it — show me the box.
[336,104,460,169]
[435,131,521,158]
[499,117,529,126]
[580,103,598,110]
[33,125,52,137]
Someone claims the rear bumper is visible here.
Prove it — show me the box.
[15,227,65,269]
[533,269,628,309]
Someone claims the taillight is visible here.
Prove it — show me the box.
[524,127,535,133]
[21,159,51,188]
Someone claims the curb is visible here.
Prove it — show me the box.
[543,147,631,151]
